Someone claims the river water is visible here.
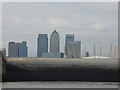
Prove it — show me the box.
[1,81,119,88]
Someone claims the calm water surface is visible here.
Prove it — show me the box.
[2,81,119,88]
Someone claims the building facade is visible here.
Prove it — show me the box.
[50,30,60,53]
[16,41,28,57]
[8,42,16,57]
[8,41,28,57]
[66,41,81,58]
[65,34,74,56]
[37,34,48,57]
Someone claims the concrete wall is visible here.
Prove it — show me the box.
[6,58,118,71]
[4,58,118,82]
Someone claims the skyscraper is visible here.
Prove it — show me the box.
[66,41,81,58]
[43,30,64,58]
[37,34,48,57]
[22,41,28,57]
[50,30,60,53]
[65,34,74,55]
[16,41,28,57]
[8,41,28,57]
[8,42,16,57]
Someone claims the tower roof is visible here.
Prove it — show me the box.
[52,30,59,35]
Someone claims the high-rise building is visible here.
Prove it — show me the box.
[43,30,64,58]
[65,34,74,55]
[22,41,28,57]
[8,42,16,57]
[50,30,60,53]
[66,41,81,58]
[8,41,28,57]
[16,41,28,57]
[37,34,48,57]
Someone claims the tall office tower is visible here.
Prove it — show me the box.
[22,41,28,57]
[66,41,81,58]
[65,34,74,56]
[50,30,60,53]
[16,43,21,57]
[8,42,16,57]
[37,34,48,57]
[16,41,28,57]
[8,41,28,57]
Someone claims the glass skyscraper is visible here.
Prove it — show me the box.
[65,34,74,56]
[8,42,16,57]
[8,41,28,57]
[37,34,48,57]
[50,30,60,53]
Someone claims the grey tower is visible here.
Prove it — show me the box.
[16,41,28,57]
[37,34,48,57]
[50,30,60,53]
[21,41,28,57]
[65,34,74,55]
[8,41,28,57]
[8,42,16,57]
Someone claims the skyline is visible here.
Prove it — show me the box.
[7,31,117,58]
[2,2,118,57]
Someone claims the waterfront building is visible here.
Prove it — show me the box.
[16,41,28,57]
[22,41,28,57]
[37,34,48,57]
[65,34,74,56]
[66,41,81,58]
[8,41,28,57]
[50,30,60,53]
[8,42,16,57]
[43,30,63,58]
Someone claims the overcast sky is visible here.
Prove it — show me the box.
[2,2,118,57]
